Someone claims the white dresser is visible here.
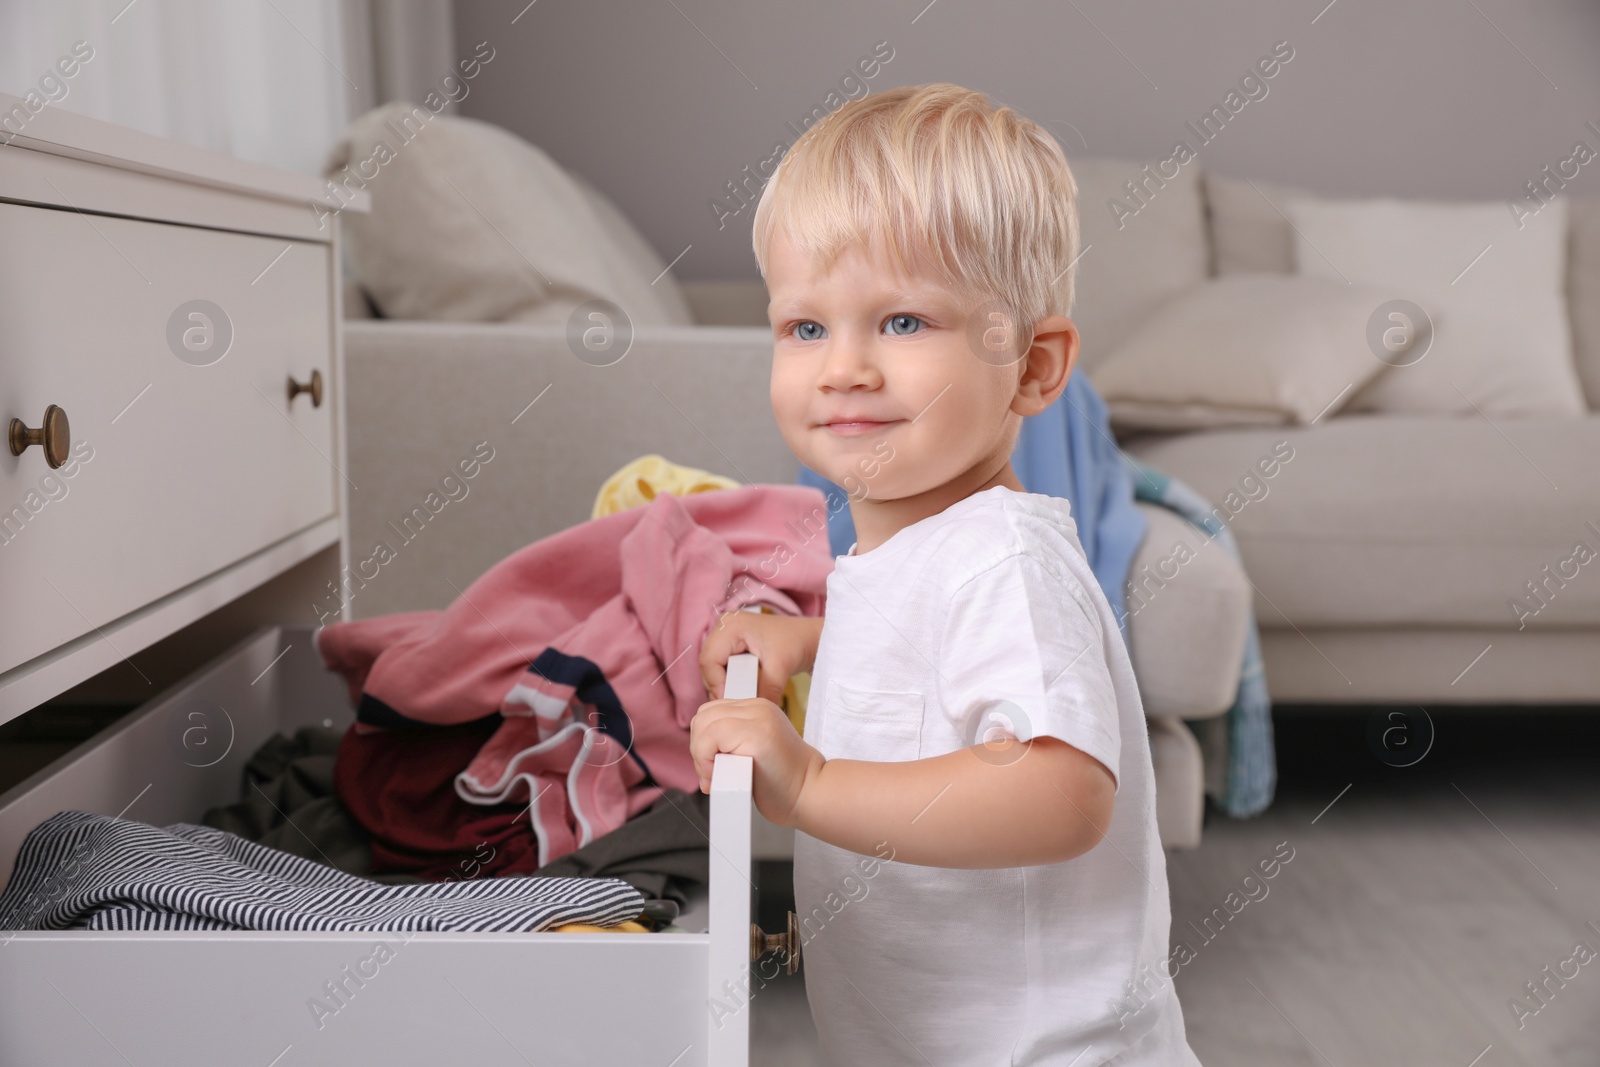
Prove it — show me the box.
[0,91,360,722]
[0,94,766,1067]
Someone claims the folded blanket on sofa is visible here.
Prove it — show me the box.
[316,484,832,875]
[0,811,645,932]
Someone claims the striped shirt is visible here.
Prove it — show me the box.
[0,811,645,932]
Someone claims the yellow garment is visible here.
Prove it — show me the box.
[784,671,809,735]
[590,453,812,727]
[549,919,652,934]
[591,454,740,519]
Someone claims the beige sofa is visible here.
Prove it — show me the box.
[1105,169,1600,706]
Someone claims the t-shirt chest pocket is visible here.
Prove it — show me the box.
[823,680,925,762]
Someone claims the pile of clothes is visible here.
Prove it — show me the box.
[315,469,831,890]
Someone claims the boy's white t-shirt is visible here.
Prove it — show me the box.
[792,485,1201,1066]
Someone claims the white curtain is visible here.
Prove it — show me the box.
[0,0,415,177]
[356,0,457,116]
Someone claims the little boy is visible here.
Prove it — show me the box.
[691,83,1200,1066]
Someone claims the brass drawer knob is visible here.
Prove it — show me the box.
[9,404,71,468]
[287,369,323,408]
[750,911,802,974]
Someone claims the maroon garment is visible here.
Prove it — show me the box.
[334,718,546,879]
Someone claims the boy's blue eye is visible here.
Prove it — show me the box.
[786,314,924,340]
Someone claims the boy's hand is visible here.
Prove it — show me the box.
[699,611,823,707]
[690,696,825,829]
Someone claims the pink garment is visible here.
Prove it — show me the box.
[316,484,832,868]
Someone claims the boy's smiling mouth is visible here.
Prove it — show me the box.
[820,416,904,437]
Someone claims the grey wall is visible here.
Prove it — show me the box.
[454,0,1600,281]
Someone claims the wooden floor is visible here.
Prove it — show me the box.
[751,710,1600,1066]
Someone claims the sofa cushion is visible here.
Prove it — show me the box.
[568,171,696,326]
[1205,171,1600,411]
[1287,195,1585,418]
[1203,171,1303,275]
[327,102,694,328]
[1068,157,1209,371]
[1123,416,1600,629]
[1089,274,1394,430]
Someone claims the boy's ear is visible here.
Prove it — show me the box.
[1012,314,1079,416]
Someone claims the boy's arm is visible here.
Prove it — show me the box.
[791,733,1115,869]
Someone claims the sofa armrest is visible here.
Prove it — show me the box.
[1124,502,1250,719]
[339,320,792,620]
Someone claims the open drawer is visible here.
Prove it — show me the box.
[0,626,767,1066]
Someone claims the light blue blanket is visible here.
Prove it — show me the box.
[796,372,1275,817]
[1125,460,1276,817]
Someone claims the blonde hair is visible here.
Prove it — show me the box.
[751,83,1080,343]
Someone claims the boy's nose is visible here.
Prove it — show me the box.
[817,335,881,390]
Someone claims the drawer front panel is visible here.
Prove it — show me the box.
[0,204,335,676]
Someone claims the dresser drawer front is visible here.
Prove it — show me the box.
[0,204,336,676]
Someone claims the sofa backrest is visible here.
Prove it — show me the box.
[1067,157,1210,372]
[340,321,789,617]
[1203,171,1600,411]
